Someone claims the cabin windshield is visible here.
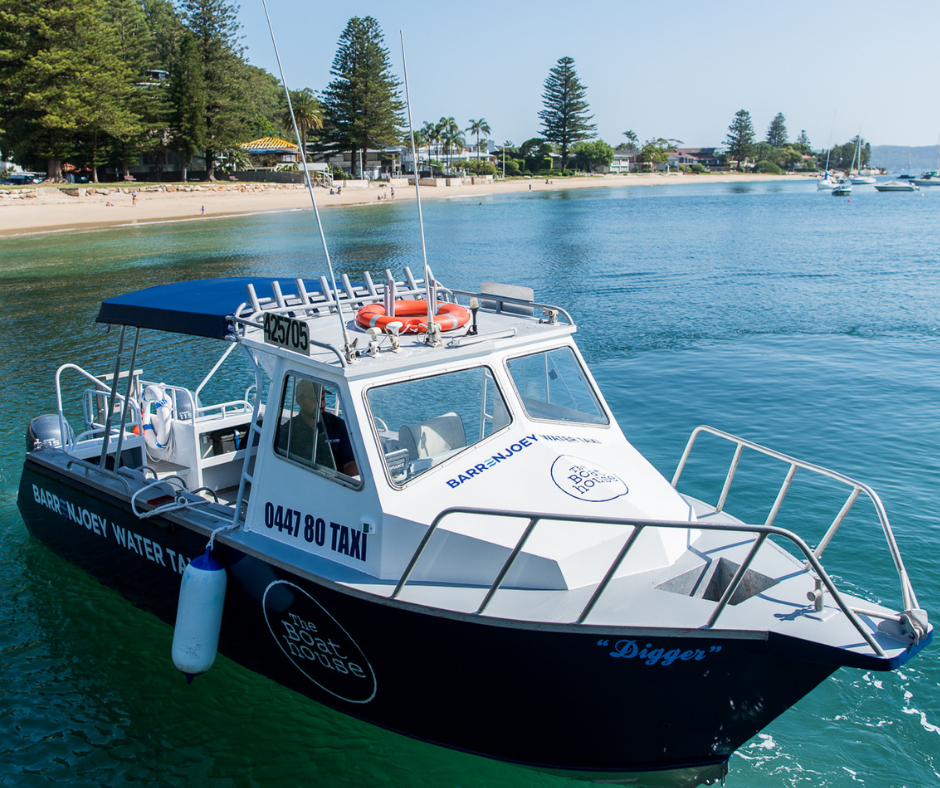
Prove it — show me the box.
[367,366,510,484]
[506,346,608,425]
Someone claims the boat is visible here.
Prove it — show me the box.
[913,171,940,186]
[832,182,852,196]
[17,267,931,786]
[847,137,876,184]
[816,145,837,189]
[874,180,919,192]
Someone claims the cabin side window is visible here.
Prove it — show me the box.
[366,366,510,484]
[506,346,608,425]
[274,375,360,482]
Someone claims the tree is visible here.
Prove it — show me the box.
[320,17,404,179]
[243,63,284,139]
[519,138,552,173]
[0,0,145,181]
[466,118,491,161]
[766,112,788,147]
[438,116,464,172]
[725,110,755,170]
[180,0,252,180]
[419,120,437,174]
[142,0,185,70]
[168,30,206,180]
[282,88,323,155]
[637,138,672,170]
[538,56,596,171]
[104,0,168,181]
[572,140,614,172]
[618,129,638,151]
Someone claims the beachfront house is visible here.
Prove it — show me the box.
[608,148,640,173]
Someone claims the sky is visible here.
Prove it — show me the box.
[238,0,940,151]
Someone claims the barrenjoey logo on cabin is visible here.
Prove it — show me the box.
[551,455,628,502]
[263,580,377,704]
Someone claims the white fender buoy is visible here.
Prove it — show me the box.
[172,548,227,683]
[141,383,173,450]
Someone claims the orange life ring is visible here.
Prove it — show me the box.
[356,300,471,334]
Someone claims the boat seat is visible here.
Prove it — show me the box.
[399,413,466,461]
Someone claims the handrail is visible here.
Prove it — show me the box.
[232,266,440,326]
[392,505,928,655]
[56,362,143,451]
[450,288,574,326]
[65,458,131,493]
[671,425,920,615]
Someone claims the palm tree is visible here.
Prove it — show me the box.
[282,88,323,159]
[420,120,437,175]
[466,118,491,161]
[411,129,428,175]
[438,117,464,173]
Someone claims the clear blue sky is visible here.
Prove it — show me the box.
[239,0,940,150]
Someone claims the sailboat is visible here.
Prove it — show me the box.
[817,148,837,190]
[848,136,876,184]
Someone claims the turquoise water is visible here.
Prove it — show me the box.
[1,181,938,786]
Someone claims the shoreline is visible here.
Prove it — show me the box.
[0,173,813,239]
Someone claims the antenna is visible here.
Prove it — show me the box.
[260,0,353,358]
[399,31,436,334]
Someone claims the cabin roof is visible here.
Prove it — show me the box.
[96,277,321,339]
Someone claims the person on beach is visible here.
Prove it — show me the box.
[390,187,395,199]
[132,190,138,206]
[200,205,205,216]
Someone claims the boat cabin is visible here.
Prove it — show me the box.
[66,271,693,592]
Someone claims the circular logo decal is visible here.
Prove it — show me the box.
[550,455,629,502]
[263,580,377,704]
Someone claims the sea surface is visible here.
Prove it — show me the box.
[1,180,938,787]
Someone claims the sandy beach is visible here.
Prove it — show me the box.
[0,172,812,238]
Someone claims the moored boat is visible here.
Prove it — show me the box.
[874,180,919,192]
[912,171,940,186]
[17,267,931,787]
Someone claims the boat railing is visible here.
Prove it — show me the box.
[139,379,251,425]
[229,267,573,334]
[56,363,143,451]
[232,266,444,329]
[671,425,921,621]
[391,505,927,655]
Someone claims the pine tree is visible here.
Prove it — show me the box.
[538,56,596,171]
[104,0,168,181]
[0,0,144,180]
[725,110,756,170]
[320,17,404,179]
[169,30,207,179]
[180,0,250,180]
[766,113,788,148]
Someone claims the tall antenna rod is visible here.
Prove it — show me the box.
[399,31,435,329]
[260,0,352,355]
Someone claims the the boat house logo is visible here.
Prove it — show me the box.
[550,455,629,502]
[263,580,377,703]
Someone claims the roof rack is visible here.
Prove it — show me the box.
[235,266,450,327]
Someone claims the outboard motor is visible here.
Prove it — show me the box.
[26,414,73,452]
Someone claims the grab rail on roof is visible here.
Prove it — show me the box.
[228,267,573,336]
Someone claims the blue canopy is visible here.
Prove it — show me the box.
[95,277,322,339]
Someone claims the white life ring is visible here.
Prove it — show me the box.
[141,384,173,449]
